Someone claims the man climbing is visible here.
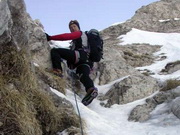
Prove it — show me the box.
[45,20,98,106]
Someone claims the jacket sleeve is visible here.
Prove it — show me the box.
[49,31,82,41]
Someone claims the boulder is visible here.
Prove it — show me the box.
[100,74,159,107]
[128,86,180,122]
[128,101,157,122]
[171,97,180,119]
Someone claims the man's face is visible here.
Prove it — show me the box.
[69,24,79,32]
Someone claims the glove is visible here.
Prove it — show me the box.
[45,33,51,41]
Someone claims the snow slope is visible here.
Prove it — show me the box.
[52,28,180,135]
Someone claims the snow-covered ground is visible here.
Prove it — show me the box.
[52,28,180,135]
[119,28,180,81]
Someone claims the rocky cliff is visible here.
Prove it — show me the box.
[0,0,81,135]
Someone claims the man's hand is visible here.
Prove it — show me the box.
[45,33,51,41]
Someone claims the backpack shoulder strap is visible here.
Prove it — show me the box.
[80,31,90,53]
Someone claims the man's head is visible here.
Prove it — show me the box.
[69,20,80,32]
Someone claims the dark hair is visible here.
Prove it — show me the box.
[69,20,80,30]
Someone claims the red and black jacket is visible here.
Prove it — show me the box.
[49,31,84,50]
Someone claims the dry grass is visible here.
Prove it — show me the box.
[0,80,42,135]
[142,72,150,76]
[35,66,66,94]
[122,50,153,67]
[0,45,81,135]
[160,79,180,91]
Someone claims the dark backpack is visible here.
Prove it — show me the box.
[85,29,103,62]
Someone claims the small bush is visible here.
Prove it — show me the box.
[123,51,134,56]
[142,72,150,76]
[160,79,180,91]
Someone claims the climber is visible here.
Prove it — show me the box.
[45,20,98,106]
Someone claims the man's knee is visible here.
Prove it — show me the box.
[51,48,60,58]
[79,74,91,83]
[51,48,57,55]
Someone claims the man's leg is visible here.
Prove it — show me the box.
[76,64,98,105]
[76,64,94,90]
[51,48,75,71]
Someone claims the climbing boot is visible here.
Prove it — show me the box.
[51,69,63,78]
[82,87,98,106]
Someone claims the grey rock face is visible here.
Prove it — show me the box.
[100,75,159,107]
[126,0,180,33]
[0,0,12,45]
[161,61,180,74]
[101,0,180,42]
[128,101,157,122]
[98,60,136,85]
[128,87,180,122]
[26,18,51,68]
[0,0,51,69]
[7,0,29,48]
[101,24,131,41]
[153,91,175,104]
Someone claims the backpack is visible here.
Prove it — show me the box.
[85,29,104,62]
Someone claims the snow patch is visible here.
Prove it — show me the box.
[174,18,180,21]
[159,19,171,22]
[158,18,180,22]
[33,62,39,67]
[111,21,125,26]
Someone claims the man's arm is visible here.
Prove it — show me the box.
[49,31,82,41]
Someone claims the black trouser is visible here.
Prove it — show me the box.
[76,64,94,91]
[51,48,75,71]
[51,48,94,91]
